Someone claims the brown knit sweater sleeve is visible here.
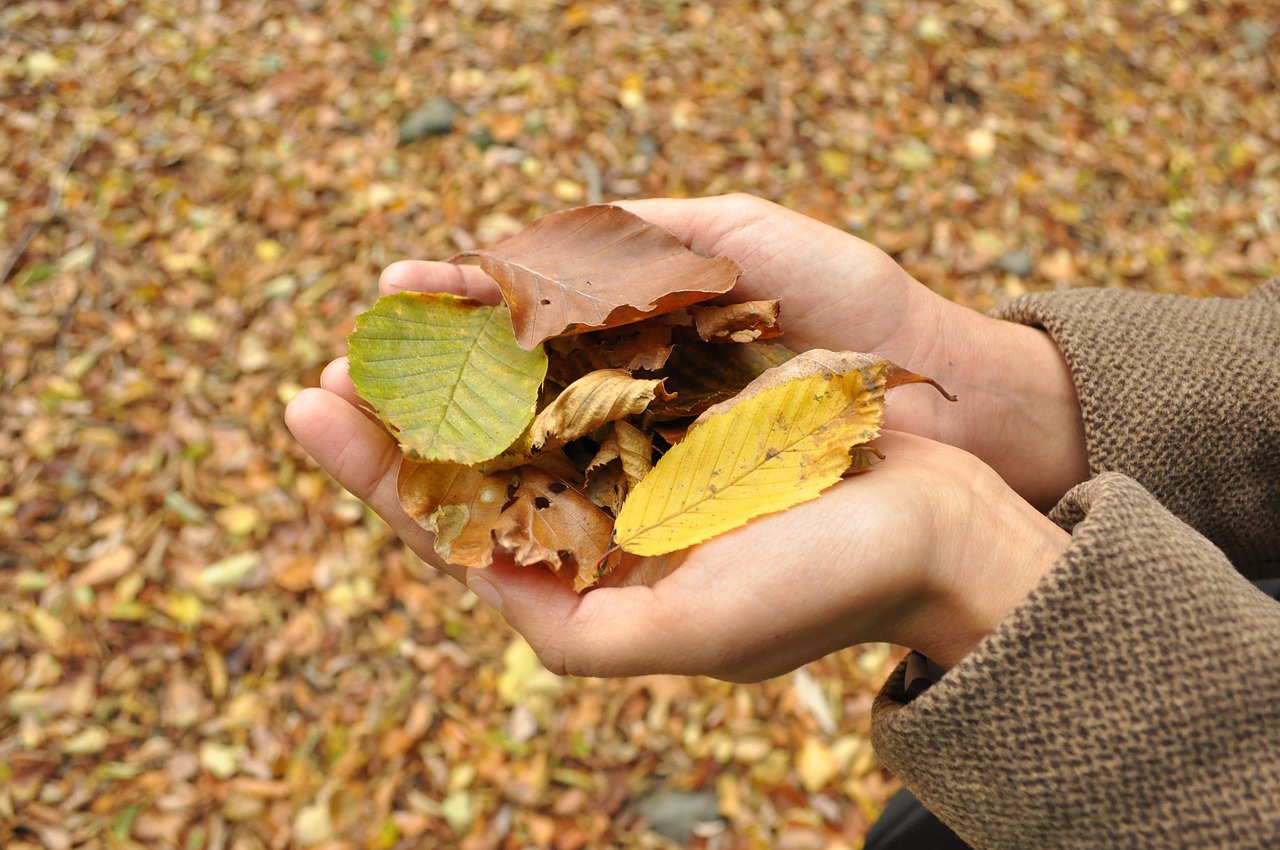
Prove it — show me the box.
[872,474,1280,849]
[870,281,1280,848]
[993,279,1280,576]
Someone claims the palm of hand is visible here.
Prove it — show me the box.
[285,195,1071,679]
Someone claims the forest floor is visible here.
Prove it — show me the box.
[2,1,1276,848]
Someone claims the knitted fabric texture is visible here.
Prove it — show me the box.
[994,280,1280,576]
[872,281,1280,849]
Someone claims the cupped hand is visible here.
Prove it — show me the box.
[608,195,1089,509]
[470,431,1070,680]
[285,193,1083,675]
[288,369,1069,678]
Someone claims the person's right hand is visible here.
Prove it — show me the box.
[610,195,1089,510]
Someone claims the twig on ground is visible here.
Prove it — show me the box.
[2,134,86,285]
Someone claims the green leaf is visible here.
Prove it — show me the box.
[347,292,548,464]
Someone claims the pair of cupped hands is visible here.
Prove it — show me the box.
[286,195,1089,680]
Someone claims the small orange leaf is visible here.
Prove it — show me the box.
[690,299,781,343]
[398,460,516,568]
[492,468,618,590]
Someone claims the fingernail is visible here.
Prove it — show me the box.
[467,575,504,615]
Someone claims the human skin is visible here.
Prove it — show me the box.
[285,194,1084,676]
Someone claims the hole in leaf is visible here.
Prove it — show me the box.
[540,299,551,305]
[534,496,551,510]
[547,481,568,493]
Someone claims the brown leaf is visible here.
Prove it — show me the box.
[398,460,517,568]
[690,299,782,343]
[546,321,674,386]
[451,205,742,349]
[647,340,795,420]
[651,420,692,447]
[530,369,673,451]
[492,468,618,590]
[584,421,654,512]
[583,463,629,513]
[586,420,653,488]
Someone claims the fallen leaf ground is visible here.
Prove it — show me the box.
[2,2,1276,848]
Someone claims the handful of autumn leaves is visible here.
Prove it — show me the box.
[347,205,953,591]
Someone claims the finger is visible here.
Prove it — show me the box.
[615,194,849,272]
[284,387,464,581]
[380,259,503,303]
[319,357,361,408]
[320,356,395,432]
[615,195,909,353]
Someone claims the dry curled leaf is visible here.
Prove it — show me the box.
[647,340,795,420]
[530,369,672,451]
[491,468,620,590]
[690,299,782,343]
[451,205,743,350]
[583,420,654,512]
[398,460,516,569]
[545,321,675,385]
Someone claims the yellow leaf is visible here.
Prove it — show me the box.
[498,638,563,705]
[200,741,240,779]
[62,726,110,755]
[161,592,205,629]
[796,737,839,792]
[215,504,260,536]
[254,239,283,262]
[817,148,852,180]
[613,351,949,556]
[531,368,671,451]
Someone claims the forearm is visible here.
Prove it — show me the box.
[994,280,1280,574]
[872,473,1280,849]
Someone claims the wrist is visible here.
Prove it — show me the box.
[899,299,1089,511]
[907,464,1073,669]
